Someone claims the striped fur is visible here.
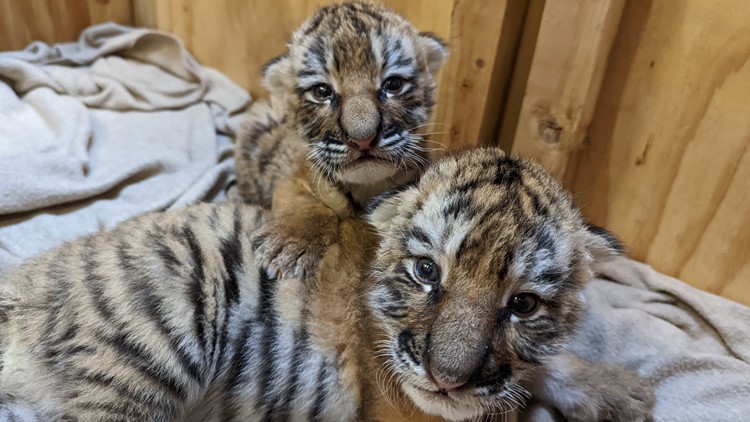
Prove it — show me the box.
[234,1,447,209]
[0,204,371,421]
[366,148,652,421]
[0,148,652,421]
[235,2,447,281]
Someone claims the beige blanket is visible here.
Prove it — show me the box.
[522,256,750,422]
[0,23,250,270]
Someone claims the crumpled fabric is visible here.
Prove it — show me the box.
[0,22,250,270]
[520,256,750,422]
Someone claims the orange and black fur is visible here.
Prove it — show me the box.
[234,2,448,278]
[0,148,654,421]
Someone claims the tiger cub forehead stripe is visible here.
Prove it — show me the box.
[379,36,417,75]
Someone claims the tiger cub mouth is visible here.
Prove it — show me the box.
[347,153,391,168]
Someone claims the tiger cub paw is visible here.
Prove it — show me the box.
[556,363,655,422]
[250,218,334,279]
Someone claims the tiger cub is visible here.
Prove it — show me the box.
[234,2,447,277]
[0,148,654,421]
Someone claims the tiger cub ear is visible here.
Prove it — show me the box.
[417,32,448,76]
[366,184,419,232]
[262,54,293,96]
[582,224,625,260]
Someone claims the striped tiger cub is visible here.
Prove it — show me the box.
[234,2,448,278]
[235,1,446,208]
[0,148,653,421]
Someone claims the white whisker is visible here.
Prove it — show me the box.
[405,122,448,132]
[413,131,449,137]
[416,138,448,148]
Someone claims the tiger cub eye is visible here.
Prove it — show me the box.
[415,257,440,284]
[310,83,333,101]
[510,294,540,317]
[382,76,405,94]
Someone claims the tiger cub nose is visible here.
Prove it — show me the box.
[347,134,377,151]
[431,375,467,392]
[424,356,471,392]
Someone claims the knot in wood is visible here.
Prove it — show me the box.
[537,115,563,144]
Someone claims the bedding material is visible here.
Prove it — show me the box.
[521,256,750,422]
[0,23,250,270]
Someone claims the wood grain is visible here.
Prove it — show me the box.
[0,0,133,51]
[567,0,750,305]
[506,0,625,177]
[498,0,545,154]
[428,0,527,151]
[133,0,526,152]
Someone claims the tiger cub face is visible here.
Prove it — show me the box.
[263,2,447,185]
[367,148,622,421]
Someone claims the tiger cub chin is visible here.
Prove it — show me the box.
[0,148,653,422]
[234,2,448,278]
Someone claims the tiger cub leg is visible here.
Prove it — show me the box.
[250,175,347,279]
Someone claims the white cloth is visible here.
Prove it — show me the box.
[0,23,250,270]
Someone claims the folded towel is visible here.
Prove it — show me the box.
[0,23,250,270]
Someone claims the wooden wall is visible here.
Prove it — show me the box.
[508,0,750,305]
[0,0,133,51]
[1,0,748,305]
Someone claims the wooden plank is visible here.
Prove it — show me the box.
[497,0,545,153]
[0,0,133,51]
[133,0,525,152]
[430,0,528,151]
[133,0,333,94]
[508,0,625,177]
[568,0,750,305]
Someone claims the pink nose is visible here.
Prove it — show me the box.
[347,134,376,151]
[425,362,469,392]
[431,376,467,392]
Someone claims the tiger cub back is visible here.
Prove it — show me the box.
[0,202,386,422]
[0,204,264,421]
